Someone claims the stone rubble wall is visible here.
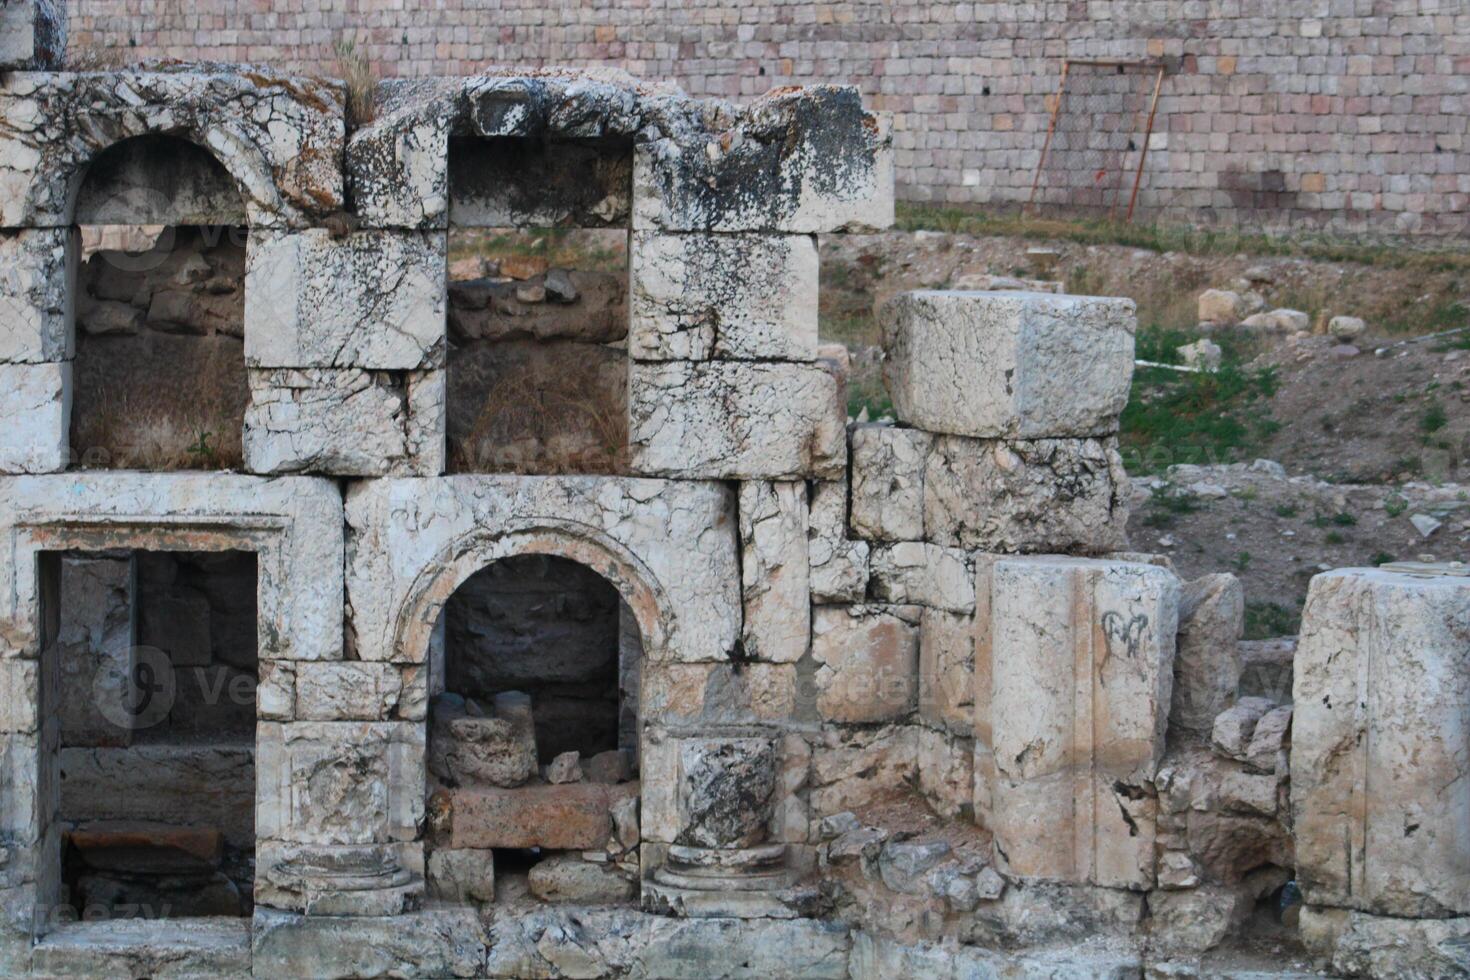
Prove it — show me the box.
[0,51,1464,978]
[63,0,1470,239]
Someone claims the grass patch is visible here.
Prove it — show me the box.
[895,203,1470,273]
[1141,487,1203,529]
[1421,400,1449,434]
[1244,601,1301,640]
[1119,327,1279,475]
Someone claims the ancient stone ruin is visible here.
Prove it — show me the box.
[0,14,1468,980]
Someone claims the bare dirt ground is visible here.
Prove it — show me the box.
[819,228,1470,635]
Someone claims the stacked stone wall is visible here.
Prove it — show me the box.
[67,0,1470,239]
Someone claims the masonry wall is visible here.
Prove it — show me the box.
[68,0,1470,240]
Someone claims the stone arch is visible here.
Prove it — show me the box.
[71,133,249,226]
[58,122,280,227]
[392,518,672,676]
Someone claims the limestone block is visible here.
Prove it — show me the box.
[641,662,798,728]
[291,662,408,722]
[257,721,424,846]
[0,473,343,663]
[881,291,1135,439]
[809,725,917,817]
[634,86,893,233]
[848,424,930,541]
[0,227,74,363]
[243,367,444,476]
[811,605,921,724]
[629,232,818,361]
[432,781,637,850]
[738,481,810,663]
[924,435,1130,553]
[244,229,446,370]
[628,359,845,480]
[1292,565,1470,918]
[346,98,449,229]
[912,725,973,819]
[1299,905,1470,980]
[426,847,495,903]
[977,556,1179,888]
[0,68,344,228]
[252,907,488,980]
[0,360,68,473]
[528,853,636,904]
[1170,573,1245,734]
[0,1,65,70]
[869,542,974,613]
[918,609,974,736]
[807,480,869,604]
[344,476,740,666]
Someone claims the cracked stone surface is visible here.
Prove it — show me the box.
[349,72,890,235]
[738,481,811,663]
[0,472,344,664]
[244,230,446,370]
[869,542,975,613]
[629,359,845,480]
[0,227,73,364]
[807,479,870,604]
[243,368,444,477]
[1292,566,1470,919]
[630,232,818,360]
[978,556,1179,889]
[0,67,343,228]
[924,434,1131,553]
[0,361,68,474]
[344,475,740,666]
[811,604,921,724]
[849,424,930,542]
[882,290,1136,439]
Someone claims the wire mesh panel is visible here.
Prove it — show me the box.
[1027,60,1165,221]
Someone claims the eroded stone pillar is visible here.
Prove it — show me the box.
[647,733,792,914]
[1293,563,1470,919]
[975,556,1178,889]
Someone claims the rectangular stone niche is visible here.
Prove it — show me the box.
[16,547,264,923]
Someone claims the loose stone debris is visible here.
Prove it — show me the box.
[0,19,1460,977]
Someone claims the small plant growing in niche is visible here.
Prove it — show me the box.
[186,429,219,468]
[333,38,378,128]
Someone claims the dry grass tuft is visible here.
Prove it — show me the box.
[332,37,378,128]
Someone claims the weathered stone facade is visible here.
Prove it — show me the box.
[0,30,1464,977]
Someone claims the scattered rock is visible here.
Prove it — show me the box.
[544,267,579,303]
[515,283,547,304]
[878,838,952,894]
[1410,513,1442,538]
[546,751,584,785]
[585,748,635,784]
[610,795,640,852]
[528,854,636,904]
[818,811,861,839]
[1246,705,1293,773]
[1328,315,1367,341]
[428,692,538,789]
[1211,696,1276,761]
[1179,338,1222,371]
[1198,289,1244,325]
